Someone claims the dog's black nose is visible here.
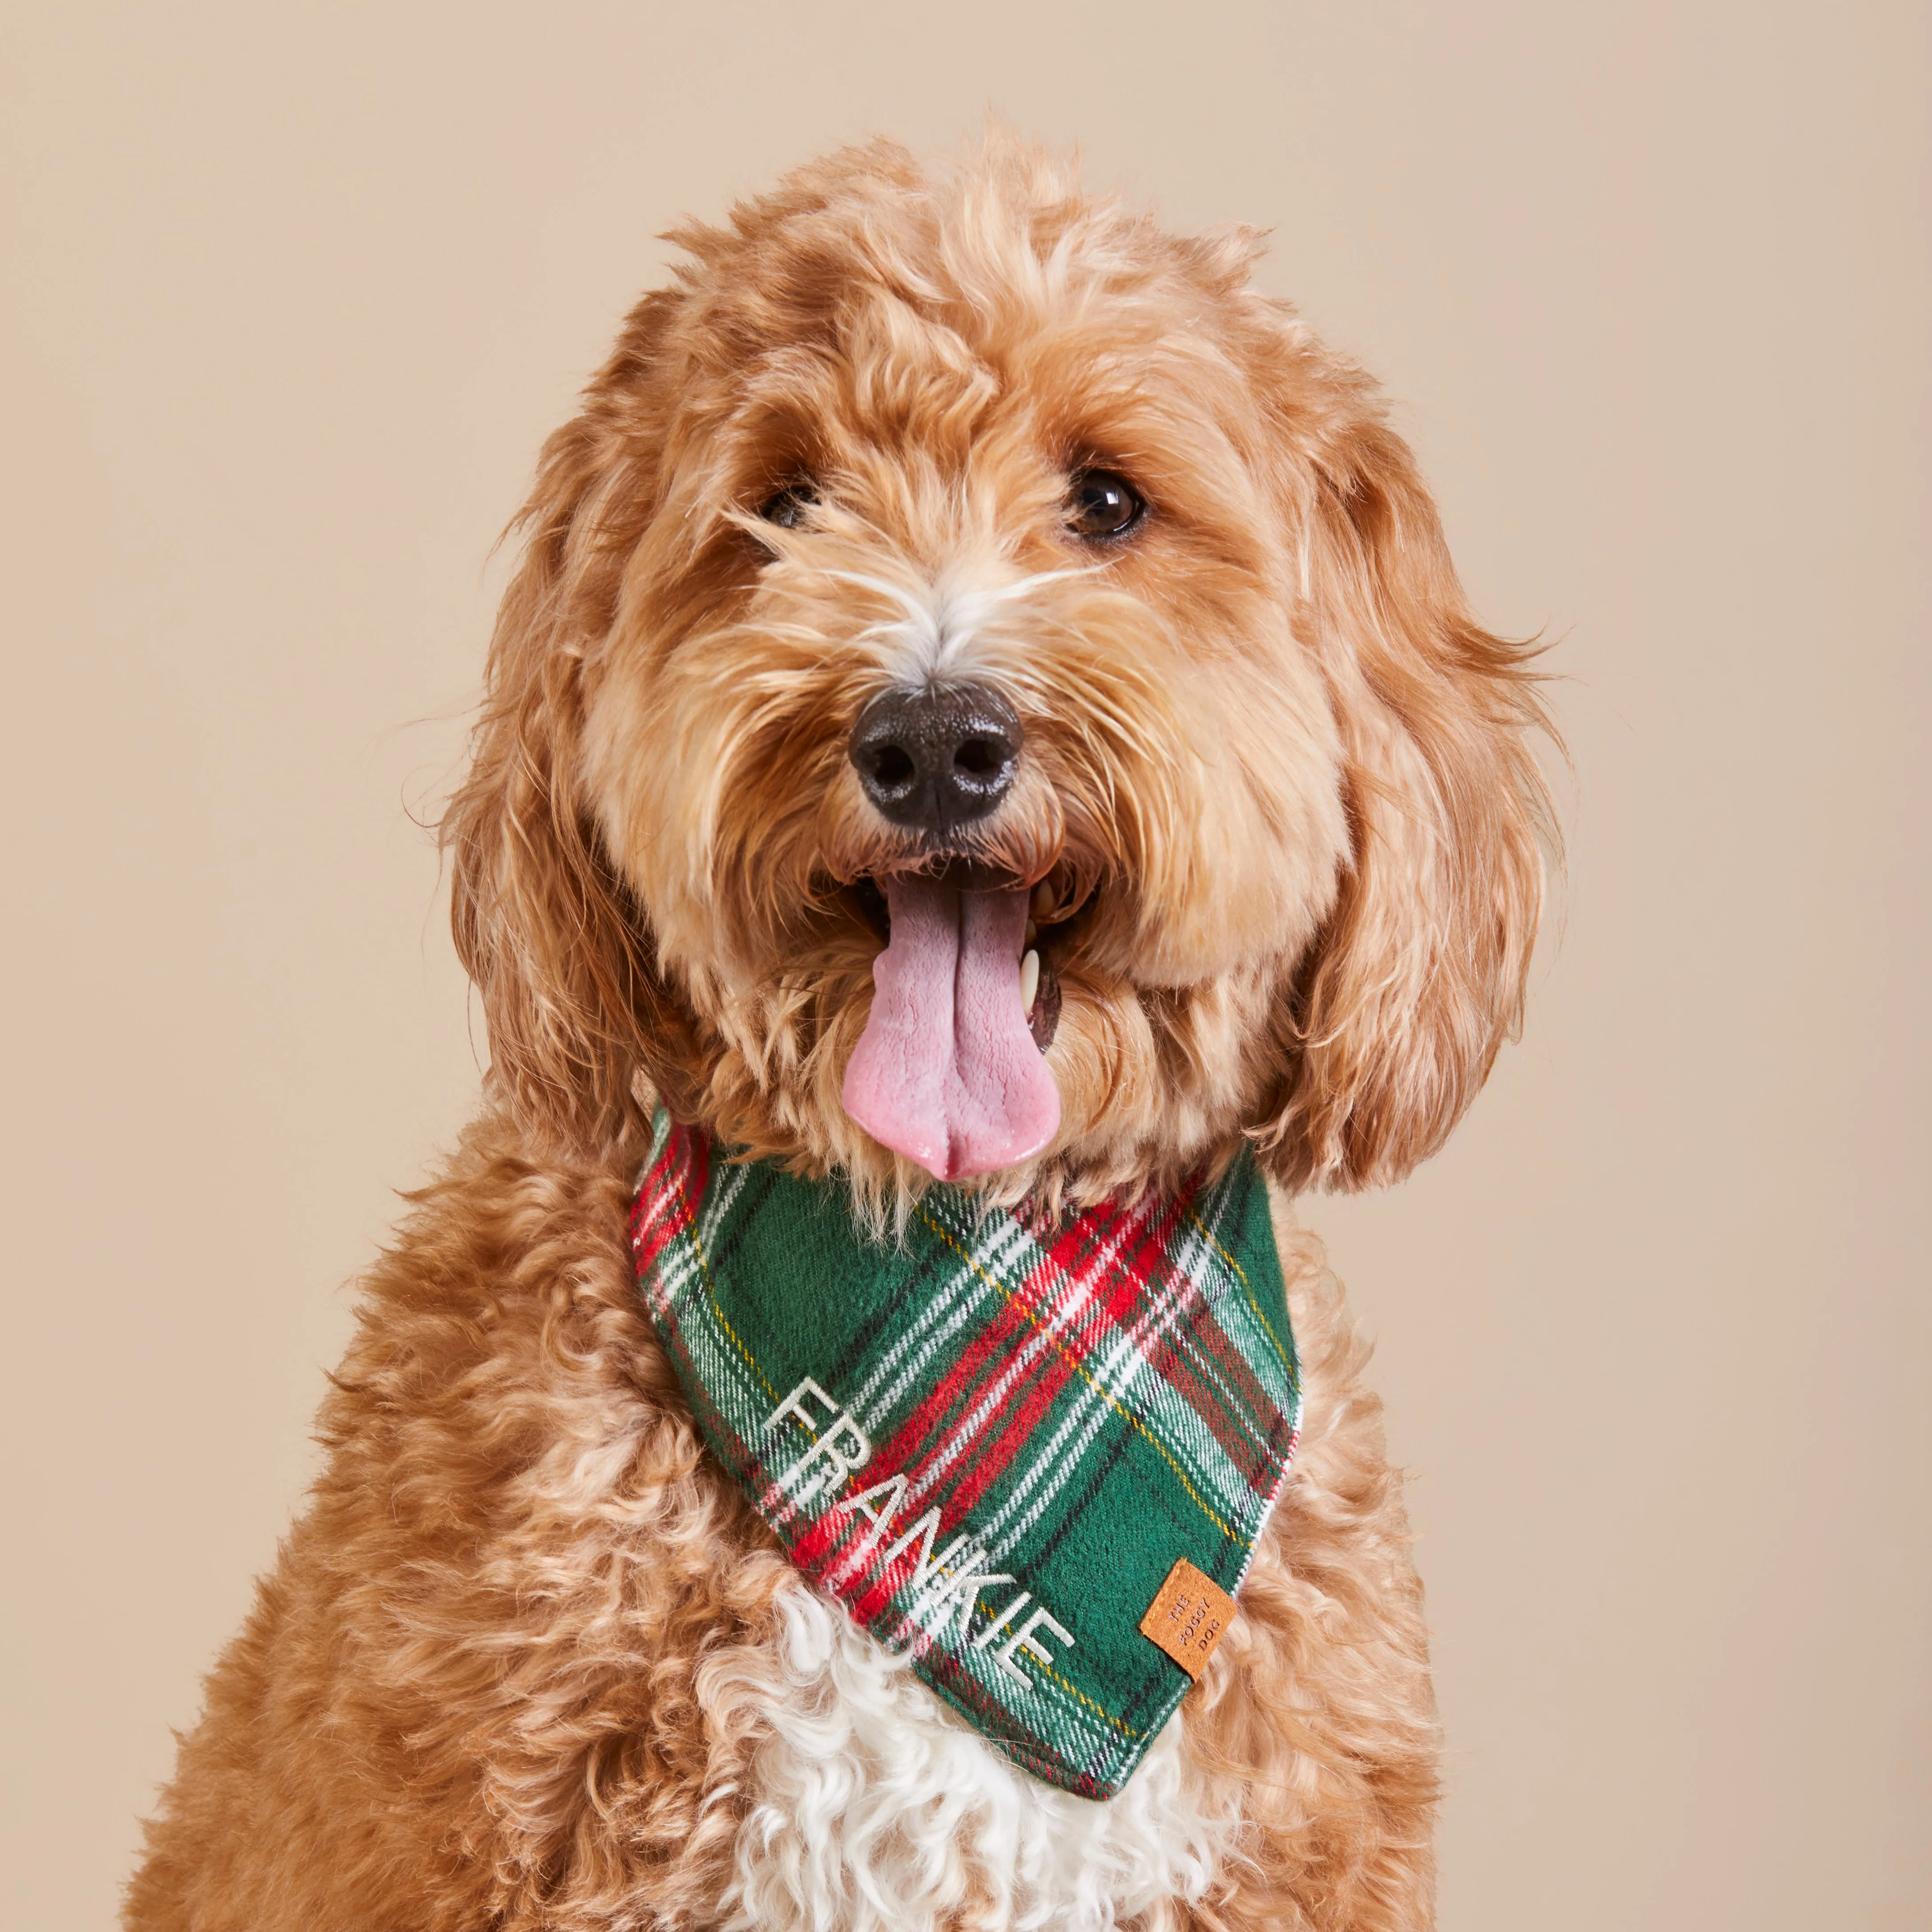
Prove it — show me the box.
[849,684,1022,832]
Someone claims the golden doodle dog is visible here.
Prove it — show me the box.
[129,136,1552,1932]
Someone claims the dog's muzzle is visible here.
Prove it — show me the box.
[848,683,1021,834]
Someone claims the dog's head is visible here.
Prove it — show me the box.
[444,137,1552,1208]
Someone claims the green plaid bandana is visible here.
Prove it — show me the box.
[630,1113,1302,1799]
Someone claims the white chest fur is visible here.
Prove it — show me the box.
[712,1584,1242,1932]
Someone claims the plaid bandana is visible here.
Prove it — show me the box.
[629,1112,1302,1799]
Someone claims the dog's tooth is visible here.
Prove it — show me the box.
[1030,880,1054,921]
[1020,948,1040,1016]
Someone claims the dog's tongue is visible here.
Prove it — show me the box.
[842,877,1060,1180]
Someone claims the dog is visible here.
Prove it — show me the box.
[127,135,1551,1932]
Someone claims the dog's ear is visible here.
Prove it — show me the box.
[443,293,705,1157]
[1256,399,1555,1192]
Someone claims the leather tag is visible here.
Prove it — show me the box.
[1138,1558,1236,1679]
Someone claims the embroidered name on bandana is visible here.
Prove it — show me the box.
[630,1115,1302,1799]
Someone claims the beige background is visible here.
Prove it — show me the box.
[4,2,1927,1926]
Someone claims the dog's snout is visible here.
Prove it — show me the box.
[849,685,1022,833]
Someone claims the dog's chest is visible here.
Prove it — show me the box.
[716,1584,1239,1932]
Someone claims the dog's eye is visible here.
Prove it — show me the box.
[1065,469,1145,541]
[758,481,820,529]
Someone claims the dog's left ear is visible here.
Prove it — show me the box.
[1255,386,1556,1192]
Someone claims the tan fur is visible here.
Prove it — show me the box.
[128,134,1550,1929]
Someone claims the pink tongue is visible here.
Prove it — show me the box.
[842,877,1061,1180]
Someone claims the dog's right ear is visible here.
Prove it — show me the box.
[443,293,705,1158]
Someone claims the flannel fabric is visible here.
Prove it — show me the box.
[629,1112,1303,1799]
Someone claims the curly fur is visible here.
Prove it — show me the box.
[127,133,1550,1930]
[713,1593,1239,1932]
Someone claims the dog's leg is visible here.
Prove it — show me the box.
[123,1518,509,1931]
[123,1124,770,1932]
[1176,1204,1439,1932]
